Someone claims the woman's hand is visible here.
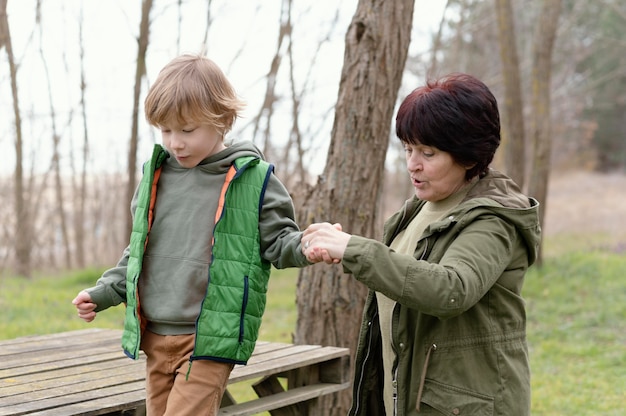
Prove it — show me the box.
[301,222,350,264]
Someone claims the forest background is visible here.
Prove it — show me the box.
[2,0,625,275]
[1,0,625,414]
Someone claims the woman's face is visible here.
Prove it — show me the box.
[404,143,470,202]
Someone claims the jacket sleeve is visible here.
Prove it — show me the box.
[342,214,518,319]
[259,174,310,269]
[85,184,142,312]
[86,246,130,312]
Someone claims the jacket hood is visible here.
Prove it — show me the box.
[462,169,542,265]
[397,169,542,265]
[466,169,529,209]
[163,139,265,173]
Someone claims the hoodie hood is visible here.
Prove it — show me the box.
[164,139,265,173]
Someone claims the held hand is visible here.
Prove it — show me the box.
[72,290,98,323]
[302,222,349,264]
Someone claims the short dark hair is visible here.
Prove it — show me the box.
[395,73,501,180]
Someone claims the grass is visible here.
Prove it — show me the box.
[1,244,625,414]
[523,250,626,415]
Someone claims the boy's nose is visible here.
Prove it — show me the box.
[169,134,185,149]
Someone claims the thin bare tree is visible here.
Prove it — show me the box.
[427,0,451,77]
[528,0,562,265]
[294,0,415,413]
[36,4,72,270]
[248,0,292,162]
[125,0,154,237]
[1,0,31,277]
[281,5,341,185]
[494,0,526,186]
[73,4,89,268]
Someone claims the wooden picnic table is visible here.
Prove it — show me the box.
[0,328,351,416]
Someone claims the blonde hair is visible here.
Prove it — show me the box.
[144,54,245,135]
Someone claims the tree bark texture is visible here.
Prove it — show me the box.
[294,0,415,413]
[528,0,562,265]
[494,0,526,187]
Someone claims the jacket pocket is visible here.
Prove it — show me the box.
[419,378,494,416]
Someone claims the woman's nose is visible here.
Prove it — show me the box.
[407,154,422,171]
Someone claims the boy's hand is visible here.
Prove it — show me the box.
[72,291,98,323]
[302,222,349,264]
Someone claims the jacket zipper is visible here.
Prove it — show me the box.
[351,310,378,415]
[392,366,399,415]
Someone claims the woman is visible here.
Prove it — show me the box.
[302,73,540,415]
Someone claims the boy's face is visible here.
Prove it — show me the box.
[160,122,225,168]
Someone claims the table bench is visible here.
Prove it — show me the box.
[0,328,351,415]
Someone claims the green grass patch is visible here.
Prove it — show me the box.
[1,243,625,414]
[524,250,626,415]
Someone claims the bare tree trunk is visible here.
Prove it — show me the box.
[494,0,526,187]
[201,0,213,50]
[428,0,451,77]
[282,4,340,185]
[294,1,415,414]
[1,0,31,278]
[249,0,291,162]
[36,5,72,270]
[528,0,562,266]
[451,0,468,71]
[284,30,305,184]
[125,0,153,238]
[74,5,89,269]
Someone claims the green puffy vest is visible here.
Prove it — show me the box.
[122,145,272,365]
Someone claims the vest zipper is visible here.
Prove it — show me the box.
[239,276,249,343]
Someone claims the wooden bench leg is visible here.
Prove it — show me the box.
[252,376,301,416]
[221,389,237,407]
[105,406,146,416]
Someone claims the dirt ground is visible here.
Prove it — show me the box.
[544,171,626,238]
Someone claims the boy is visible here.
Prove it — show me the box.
[72,54,310,415]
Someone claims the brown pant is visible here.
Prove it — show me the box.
[140,330,234,416]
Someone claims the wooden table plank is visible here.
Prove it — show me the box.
[1,363,145,405]
[0,351,137,379]
[218,382,351,416]
[0,359,139,388]
[230,346,350,382]
[0,329,119,355]
[0,381,145,416]
[19,390,146,416]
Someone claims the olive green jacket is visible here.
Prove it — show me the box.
[345,170,541,416]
